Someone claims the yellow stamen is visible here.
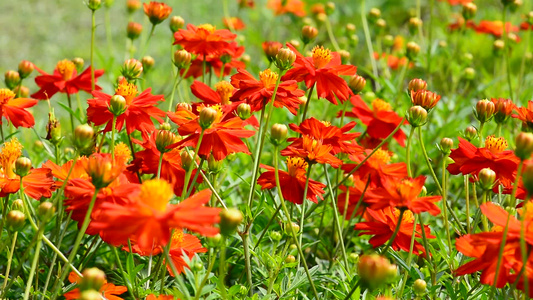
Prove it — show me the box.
[312,46,332,69]
[0,138,23,179]
[371,149,392,165]
[198,23,216,33]
[0,89,16,105]
[484,135,507,153]
[259,69,279,88]
[320,120,331,127]
[171,230,185,244]
[371,99,392,112]
[115,79,138,105]
[394,208,414,223]
[139,179,174,212]
[214,81,234,105]
[286,157,308,177]
[114,142,132,165]
[56,59,76,81]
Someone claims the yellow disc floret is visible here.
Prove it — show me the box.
[484,135,507,153]
[0,138,23,179]
[115,79,138,105]
[286,157,308,177]
[139,179,174,212]
[312,46,332,69]
[371,99,392,112]
[259,69,279,88]
[56,59,76,81]
[0,89,16,105]
[198,23,216,33]
[214,81,234,105]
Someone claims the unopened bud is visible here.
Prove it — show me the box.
[475,99,495,123]
[263,42,282,63]
[515,132,533,160]
[376,19,387,32]
[406,41,420,60]
[38,202,55,222]
[7,210,25,232]
[15,157,32,177]
[301,26,318,44]
[349,75,366,94]
[207,233,222,247]
[439,138,454,155]
[383,35,394,47]
[173,49,192,69]
[493,40,505,56]
[411,90,440,111]
[285,222,300,235]
[126,0,141,13]
[408,17,422,35]
[285,255,296,263]
[12,199,24,211]
[407,106,428,127]
[358,254,397,290]
[18,60,34,79]
[72,58,85,72]
[109,95,127,116]
[199,107,218,129]
[275,48,297,70]
[338,50,350,64]
[159,122,171,131]
[169,16,185,33]
[141,56,155,72]
[175,102,192,112]
[413,279,427,296]
[219,208,243,236]
[80,268,106,291]
[13,85,29,98]
[270,231,282,241]
[462,3,477,20]
[207,154,223,173]
[346,23,356,33]
[464,126,477,141]
[4,70,20,90]
[270,123,288,146]
[127,22,143,40]
[349,252,359,263]
[325,2,335,15]
[121,59,143,80]
[463,67,476,80]
[237,103,251,120]
[180,150,194,171]
[79,290,102,300]
[368,8,381,23]
[46,112,62,145]
[87,0,102,10]
[478,168,496,190]
[408,78,427,92]
[74,124,95,151]
[156,130,177,153]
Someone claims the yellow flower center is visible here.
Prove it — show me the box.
[214,81,234,105]
[286,157,308,177]
[56,59,76,81]
[398,209,415,223]
[114,142,132,165]
[371,149,392,165]
[0,138,23,179]
[171,229,185,244]
[484,135,507,153]
[0,89,16,105]
[259,69,279,88]
[198,23,216,33]
[139,179,174,212]
[115,79,138,105]
[371,99,392,112]
[312,46,332,69]
[320,120,331,127]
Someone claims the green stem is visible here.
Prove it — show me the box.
[181,130,205,199]
[406,126,415,177]
[165,72,181,122]
[398,216,418,296]
[465,175,471,234]
[501,7,514,100]
[111,115,117,161]
[520,203,529,297]
[112,247,137,299]
[23,227,44,300]
[2,231,17,290]
[90,10,96,91]
[325,16,340,52]
[66,93,75,133]
[185,158,205,198]
[140,24,156,58]
[298,164,312,264]
[194,249,217,300]
[300,84,315,124]
[417,127,443,193]
[441,155,453,255]
[343,279,361,300]
[361,0,379,86]
[241,232,253,297]
[418,214,436,286]
[381,209,405,254]
[481,190,489,232]
[157,152,164,179]
[218,236,228,300]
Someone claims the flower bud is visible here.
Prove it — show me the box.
[358,254,397,290]
[80,268,106,291]
[462,53,474,64]
[270,231,282,241]
[160,122,171,131]
[375,19,387,32]
[462,3,477,20]
[411,90,440,111]
[463,67,476,80]
[270,123,288,146]
[12,199,24,211]
[13,85,29,98]
[156,130,177,153]
[346,23,356,33]
[38,202,55,222]
[408,78,427,92]
[7,210,25,232]
[475,99,495,123]
[344,174,355,187]
[324,2,335,15]
[207,154,223,174]
[72,57,85,72]
[18,60,34,79]
[383,35,394,47]
[413,278,427,296]
[219,208,243,236]
[141,56,155,73]
[15,157,32,177]
[509,0,522,12]
[176,102,192,112]
[522,162,533,197]
[316,13,327,24]
[180,150,194,171]
[79,290,102,300]
[368,8,381,23]
[46,111,62,145]
[439,137,454,155]
[338,50,351,64]
[199,107,218,129]
[349,252,359,263]
[236,103,251,120]
[169,16,185,33]
[109,95,127,116]
[515,132,533,161]
[87,0,102,11]
[284,222,300,235]
[493,40,505,56]
[408,17,422,35]
[144,1,172,25]
[478,168,496,190]
[349,75,366,94]
[173,49,192,69]
[126,0,141,13]
[492,98,514,124]
[406,41,420,60]
[528,11,533,25]
[285,255,296,264]
[407,106,428,127]
[121,58,143,80]
[275,48,297,70]
[301,25,318,44]
[74,124,95,151]
[464,126,477,142]
[127,22,143,40]
[207,233,222,247]
[4,70,20,90]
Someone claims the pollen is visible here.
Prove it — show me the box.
[484,135,507,153]
[114,142,132,165]
[371,99,392,112]
[0,138,23,179]
[259,69,279,88]
[171,229,185,244]
[115,79,138,104]
[198,23,216,33]
[287,157,308,177]
[397,209,415,224]
[139,179,174,212]
[371,149,392,165]
[56,59,76,81]
[214,81,234,105]
[320,120,331,127]
[0,89,16,105]
[312,46,332,69]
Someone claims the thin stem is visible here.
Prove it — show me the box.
[112,247,137,299]
[300,84,315,123]
[218,236,228,300]
[111,115,117,161]
[343,280,361,300]
[298,165,312,264]
[361,0,379,87]
[181,130,205,199]
[398,216,418,296]
[2,231,17,290]
[417,127,443,194]
[241,232,253,297]
[185,158,205,198]
[165,72,181,122]
[481,190,489,232]
[90,10,96,91]
[381,209,405,254]
[157,152,164,179]
[194,249,217,300]
[325,16,340,51]
[441,155,453,254]
[140,24,156,58]
[419,214,436,287]
[66,93,75,133]
[23,226,44,300]
[406,126,415,177]
[465,175,471,234]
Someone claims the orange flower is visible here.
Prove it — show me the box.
[513,100,533,131]
[472,20,519,37]
[143,1,172,25]
[174,24,237,57]
[281,135,343,168]
[223,17,246,30]
[93,179,220,252]
[64,271,127,300]
[440,0,474,5]
[147,295,178,300]
[492,97,515,124]
[267,0,306,17]
[0,89,38,128]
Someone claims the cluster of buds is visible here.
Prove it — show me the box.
[121,59,143,80]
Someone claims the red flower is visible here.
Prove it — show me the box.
[472,20,519,37]
[521,22,533,31]
[174,24,237,57]
[262,41,283,62]
[513,100,533,131]
[64,271,127,300]
[373,53,412,70]
[182,42,245,79]
[231,68,304,115]
[288,117,362,155]
[31,59,104,99]
[92,180,220,252]
[283,44,357,105]
[169,106,255,161]
[267,0,306,17]
[143,1,172,25]
[257,157,326,204]
[87,78,165,137]
[440,0,474,5]
[447,136,520,187]
[281,135,343,168]
[223,17,246,30]
[345,95,407,147]
[0,89,37,128]
[355,207,434,255]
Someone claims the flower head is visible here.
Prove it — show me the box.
[0,88,38,128]
[143,1,172,25]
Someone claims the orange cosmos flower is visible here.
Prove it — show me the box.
[472,20,519,37]
[174,24,237,57]
[32,59,104,100]
[267,0,306,17]
[492,97,515,124]
[262,41,283,62]
[373,53,412,70]
[87,78,165,137]
[182,42,246,79]
[410,89,441,111]
[43,157,89,184]
[447,136,520,187]
[230,68,305,115]
[223,17,246,30]
[283,44,357,105]
[281,135,343,168]
[147,295,178,300]
[345,95,407,147]
[0,88,38,128]
[355,207,434,255]
[143,1,172,25]
[257,157,326,204]
[513,100,533,132]
[93,180,220,252]
[0,139,55,199]
[64,271,127,300]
